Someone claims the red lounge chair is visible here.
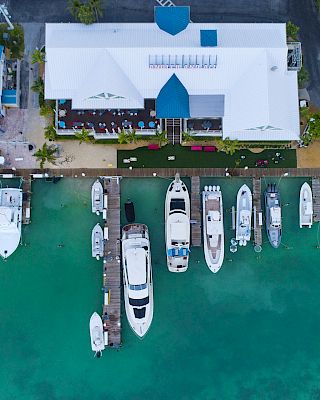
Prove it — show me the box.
[148,144,159,150]
[191,146,202,151]
[204,146,217,152]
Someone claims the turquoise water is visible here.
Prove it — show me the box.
[1,177,320,399]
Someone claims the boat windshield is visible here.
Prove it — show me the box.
[129,283,147,290]
[129,296,149,306]
[170,199,185,211]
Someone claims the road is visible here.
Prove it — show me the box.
[6,0,320,105]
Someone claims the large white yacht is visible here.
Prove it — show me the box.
[202,185,224,273]
[89,312,105,358]
[122,224,153,338]
[236,184,252,246]
[165,173,190,273]
[299,182,313,228]
[0,188,23,259]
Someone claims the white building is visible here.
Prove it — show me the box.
[45,6,300,141]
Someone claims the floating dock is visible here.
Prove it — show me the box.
[252,178,262,246]
[102,177,121,347]
[22,177,32,225]
[312,178,320,222]
[191,176,201,246]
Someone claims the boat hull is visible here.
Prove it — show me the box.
[264,184,282,248]
[92,223,104,259]
[91,180,103,214]
[235,184,252,246]
[165,175,190,273]
[122,224,153,338]
[202,187,224,273]
[89,312,105,353]
[299,182,313,228]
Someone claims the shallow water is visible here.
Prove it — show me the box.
[0,177,320,399]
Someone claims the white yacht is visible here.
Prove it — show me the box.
[165,173,190,273]
[92,223,104,260]
[299,182,313,228]
[0,188,22,259]
[89,312,105,358]
[202,185,224,273]
[91,180,103,215]
[236,184,252,246]
[122,224,153,338]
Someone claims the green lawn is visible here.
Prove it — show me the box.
[117,144,297,168]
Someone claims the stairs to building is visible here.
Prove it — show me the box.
[165,118,182,144]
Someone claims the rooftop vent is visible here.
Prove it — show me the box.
[200,30,217,47]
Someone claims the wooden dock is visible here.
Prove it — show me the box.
[22,177,32,225]
[102,177,121,348]
[252,178,262,246]
[191,176,201,246]
[312,178,320,222]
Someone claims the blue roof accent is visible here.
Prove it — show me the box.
[156,74,190,118]
[2,95,17,104]
[154,6,190,36]
[2,89,16,95]
[200,30,217,47]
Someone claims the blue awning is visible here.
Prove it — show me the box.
[156,74,190,118]
[154,6,190,36]
[200,30,217,47]
[2,89,17,105]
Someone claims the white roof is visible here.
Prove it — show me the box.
[45,22,299,140]
[126,247,146,285]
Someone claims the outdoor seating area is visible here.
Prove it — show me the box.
[187,118,222,132]
[56,99,159,134]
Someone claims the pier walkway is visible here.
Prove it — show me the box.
[252,178,262,246]
[22,177,32,224]
[102,177,121,347]
[312,178,320,222]
[191,176,201,246]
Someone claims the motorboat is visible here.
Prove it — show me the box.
[299,182,313,228]
[125,200,135,223]
[0,188,22,259]
[89,312,105,357]
[202,185,224,273]
[236,184,252,246]
[265,184,282,248]
[165,173,190,272]
[91,179,103,215]
[122,224,153,338]
[92,223,104,260]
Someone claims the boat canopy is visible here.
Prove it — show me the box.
[126,247,147,285]
[171,221,188,241]
[167,247,189,257]
[270,207,281,226]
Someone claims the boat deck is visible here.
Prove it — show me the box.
[312,178,320,222]
[191,176,201,246]
[22,177,32,225]
[102,177,121,348]
[252,178,262,246]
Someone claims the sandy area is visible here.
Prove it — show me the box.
[297,140,320,168]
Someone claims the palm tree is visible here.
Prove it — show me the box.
[155,130,168,147]
[215,137,240,155]
[75,127,94,144]
[127,129,137,144]
[77,4,95,24]
[181,131,193,143]
[68,0,81,17]
[118,129,129,144]
[31,48,45,65]
[89,0,103,21]
[33,143,58,169]
[40,103,53,118]
[31,77,44,94]
[44,125,57,141]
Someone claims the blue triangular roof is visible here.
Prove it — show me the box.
[156,74,190,118]
[154,6,190,36]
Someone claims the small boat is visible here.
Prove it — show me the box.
[89,312,105,357]
[0,188,23,259]
[125,200,135,223]
[91,179,103,215]
[236,184,252,246]
[265,184,282,248]
[165,173,190,273]
[202,185,224,273]
[92,223,104,260]
[299,182,313,228]
[122,224,153,338]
